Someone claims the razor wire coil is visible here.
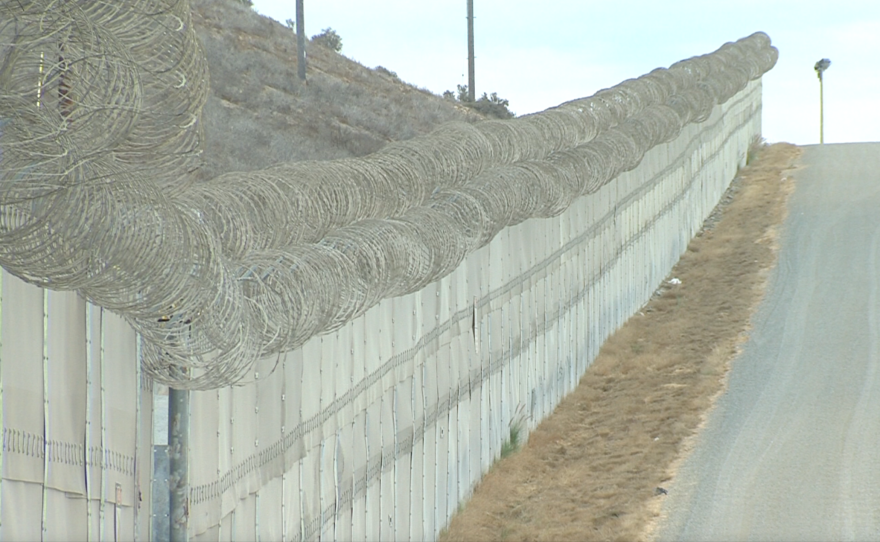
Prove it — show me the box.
[0,0,778,388]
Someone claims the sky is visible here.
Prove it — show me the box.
[251,1,880,145]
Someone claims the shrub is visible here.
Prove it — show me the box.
[500,420,522,459]
[472,91,514,119]
[374,66,398,79]
[236,0,253,6]
[311,28,342,52]
[443,84,514,119]
[746,136,768,165]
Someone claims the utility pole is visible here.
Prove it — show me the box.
[814,58,830,144]
[467,0,475,102]
[296,0,306,80]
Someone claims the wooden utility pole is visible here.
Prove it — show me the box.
[296,0,306,80]
[467,0,475,102]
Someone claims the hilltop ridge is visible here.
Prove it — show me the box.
[190,0,483,181]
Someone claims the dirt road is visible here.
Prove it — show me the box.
[657,142,880,541]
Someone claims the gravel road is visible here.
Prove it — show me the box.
[656,142,880,541]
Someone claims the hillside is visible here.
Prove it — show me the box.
[190,0,483,181]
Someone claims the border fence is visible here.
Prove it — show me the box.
[0,2,775,539]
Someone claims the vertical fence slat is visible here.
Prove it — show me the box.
[134,334,143,541]
[99,308,107,542]
[0,271,3,537]
[40,290,48,541]
[85,305,94,542]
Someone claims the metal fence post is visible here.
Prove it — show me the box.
[169,388,190,542]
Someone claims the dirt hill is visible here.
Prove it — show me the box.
[190,0,482,181]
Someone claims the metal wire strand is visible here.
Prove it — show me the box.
[0,2,778,388]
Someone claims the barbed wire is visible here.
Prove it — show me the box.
[0,0,777,388]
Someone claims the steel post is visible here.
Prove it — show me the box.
[169,388,190,542]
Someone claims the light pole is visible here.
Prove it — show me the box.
[814,58,831,144]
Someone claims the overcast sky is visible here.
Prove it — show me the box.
[251,1,880,145]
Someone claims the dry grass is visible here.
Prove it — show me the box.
[189,0,483,180]
[438,142,802,542]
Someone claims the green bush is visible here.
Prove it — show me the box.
[443,84,514,119]
[500,420,522,459]
[472,92,514,119]
[311,28,342,52]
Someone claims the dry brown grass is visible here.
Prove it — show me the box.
[438,142,802,542]
[189,0,484,180]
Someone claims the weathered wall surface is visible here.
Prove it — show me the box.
[0,283,151,540]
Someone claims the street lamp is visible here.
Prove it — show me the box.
[814,58,831,144]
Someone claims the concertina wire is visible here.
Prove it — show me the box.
[0,0,778,388]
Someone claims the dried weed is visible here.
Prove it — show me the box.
[439,143,802,542]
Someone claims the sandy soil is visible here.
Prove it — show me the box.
[438,142,803,542]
